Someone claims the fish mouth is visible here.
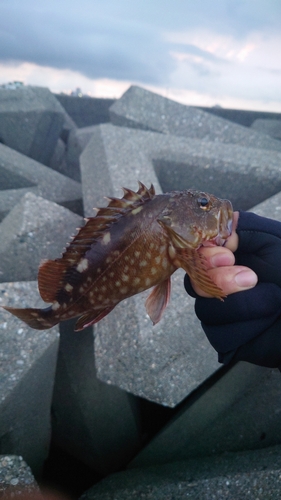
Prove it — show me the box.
[215,204,233,246]
[202,203,233,247]
[215,214,233,246]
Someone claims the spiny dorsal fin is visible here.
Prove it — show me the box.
[122,187,143,202]
[137,181,155,198]
[104,181,155,210]
[63,182,155,260]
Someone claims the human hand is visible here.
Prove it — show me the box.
[189,211,258,297]
[184,210,281,365]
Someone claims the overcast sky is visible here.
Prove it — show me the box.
[1,0,281,110]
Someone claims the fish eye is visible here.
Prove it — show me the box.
[197,196,209,209]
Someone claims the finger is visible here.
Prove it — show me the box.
[198,246,235,270]
[191,265,258,297]
[198,211,239,269]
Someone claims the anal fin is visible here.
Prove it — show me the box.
[75,305,116,331]
[174,247,225,300]
[145,278,171,325]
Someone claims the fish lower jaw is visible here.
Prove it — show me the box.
[201,236,228,247]
[201,240,217,248]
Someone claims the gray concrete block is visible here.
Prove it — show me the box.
[55,94,115,128]
[0,86,66,166]
[129,363,281,468]
[197,105,281,127]
[79,123,281,406]
[49,138,67,175]
[125,189,281,469]
[94,272,214,407]
[110,86,281,152]
[0,455,41,498]
[81,123,281,215]
[65,125,100,182]
[251,118,281,140]
[59,106,77,144]
[249,190,281,220]
[0,192,83,283]
[0,143,82,221]
[81,445,281,499]
[0,282,59,477]
[80,124,223,406]
[51,319,142,475]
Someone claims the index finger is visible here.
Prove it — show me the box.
[197,246,235,270]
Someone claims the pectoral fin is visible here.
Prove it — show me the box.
[145,278,171,325]
[174,247,225,300]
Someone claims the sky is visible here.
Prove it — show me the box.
[0,0,281,111]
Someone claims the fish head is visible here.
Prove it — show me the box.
[158,190,233,249]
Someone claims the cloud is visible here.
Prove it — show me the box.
[165,27,281,102]
[168,48,281,103]
[0,1,176,84]
[0,0,281,110]
[1,0,281,85]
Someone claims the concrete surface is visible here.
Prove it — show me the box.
[251,118,281,140]
[197,105,281,127]
[110,85,281,152]
[0,192,83,283]
[81,444,281,500]
[0,86,65,166]
[80,124,220,406]
[49,138,67,177]
[66,125,100,182]
[0,142,82,221]
[0,455,41,498]
[127,192,281,467]
[129,363,281,468]
[55,94,115,128]
[79,122,281,406]
[81,123,281,214]
[0,282,59,477]
[51,319,142,476]
[2,83,281,497]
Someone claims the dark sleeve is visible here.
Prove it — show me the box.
[184,211,281,368]
[226,316,281,368]
[234,211,281,285]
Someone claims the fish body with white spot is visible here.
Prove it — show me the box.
[3,182,233,331]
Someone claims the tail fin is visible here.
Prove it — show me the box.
[2,306,58,330]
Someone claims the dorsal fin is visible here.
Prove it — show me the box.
[62,182,155,262]
[37,182,156,303]
[122,187,143,202]
[105,181,155,208]
[137,181,155,199]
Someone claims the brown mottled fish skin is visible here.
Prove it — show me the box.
[3,182,233,331]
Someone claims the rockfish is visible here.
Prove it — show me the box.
[3,182,233,331]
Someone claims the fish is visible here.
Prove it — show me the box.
[3,182,233,331]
